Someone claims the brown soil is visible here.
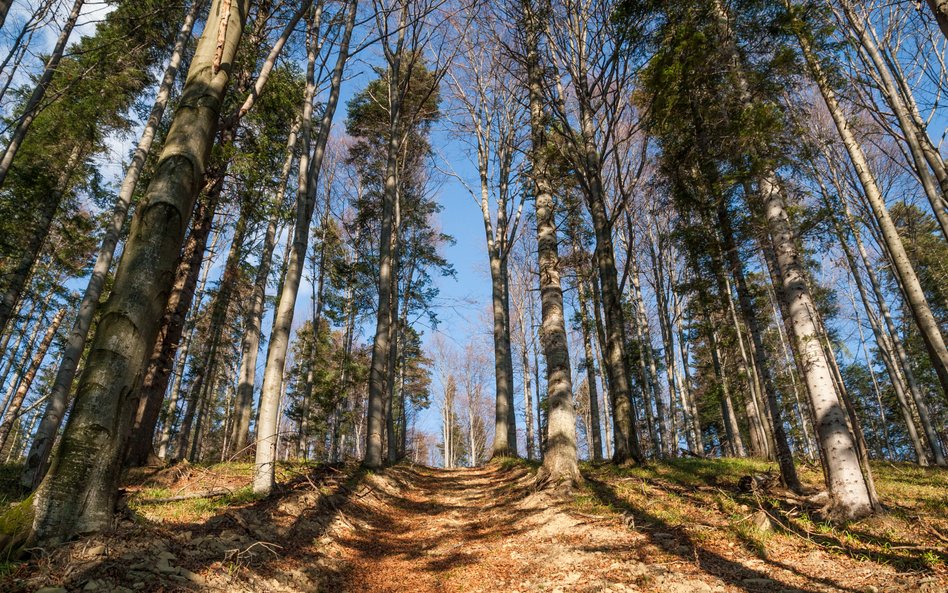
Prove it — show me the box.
[5,463,946,593]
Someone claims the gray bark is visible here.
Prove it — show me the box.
[230,120,300,456]
[836,0,948,240]
[759,174,874,519]
[254,0,355,491]
[817,176,939,464]
[30,0,251,544]
[21,1,204,488]
[524,0,580,487]
[926,0,948,38]
[0,0,12,30]
[366,1,410,469]
[719,204,800,491]
[799,31,948,409]
[577,276,603,461]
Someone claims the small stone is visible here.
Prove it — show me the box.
[179,568,205,584]
[157,550,176,561]
[155,557,178,575]
[86,544,107,557]
[750,510,774,533]
[35,588,67,593]
[83,580,102,591]
[132,583,145,590]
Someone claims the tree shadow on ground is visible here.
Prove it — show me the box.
[582,474,865,593]
[6,463,371,592]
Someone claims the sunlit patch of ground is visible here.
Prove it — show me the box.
[0,457,944,592]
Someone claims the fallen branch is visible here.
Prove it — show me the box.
[137,488,232,504]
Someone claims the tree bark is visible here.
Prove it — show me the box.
[230,121,300,456]
[30,0,251,545]
[0,0,13,30]
[835,0,948,240]
[926,0,948,39]
[524,0,580,487]
[719,204,800,490]
[21,2,205,487]
[365,1,410,470]
[649,230,683,458]
[817,177,940,465]
[708,328,745,457]
[758,174,873,519]
[798,32,948,406]
[255,0,355,491]
[577,276,603,461]
[630,252,667,457]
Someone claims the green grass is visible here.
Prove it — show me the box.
[578,456,948,574]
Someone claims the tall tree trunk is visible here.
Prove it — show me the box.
[123,191,218,467]
[708,328,745,457]
[521,327,535,461]
[255,0,355,491]
[0,308,65,450]
[0,0,84,189]
[384,242,401,464]
[719,204,800,490]
[581,161,641,463]
[231,122,300,455]
[0,0,13,30]
[818,180,938,464]
[489,248,517,458]
[797,28,948,406]
[926,0,948,39]
[630,253,666,457]
[30,0,251,545]
[365,1,409,470]
[672,276,702,452]
[158,226,220,460]
[20,0,204,490]
[833,1,948,239]
[648,226,682,456]
[758,174,874,519]
[577,276,603,461]
[524,0,579,487]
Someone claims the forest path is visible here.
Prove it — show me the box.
[324,463,730,593]
[12,462,943,592]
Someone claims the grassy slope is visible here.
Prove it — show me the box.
[574,458,947,574]
[0,457,945,590]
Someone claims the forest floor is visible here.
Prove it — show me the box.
[0,457,946,593]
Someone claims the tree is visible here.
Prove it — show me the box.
[30,0,252,544]
[519,0,580,487]
[446,1,526,459]
[20,0,207,489]
[363,0,447,469]
[254,0,357,494]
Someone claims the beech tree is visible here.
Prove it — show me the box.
[30,0,252,544]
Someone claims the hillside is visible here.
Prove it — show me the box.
[2,458,945,592]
